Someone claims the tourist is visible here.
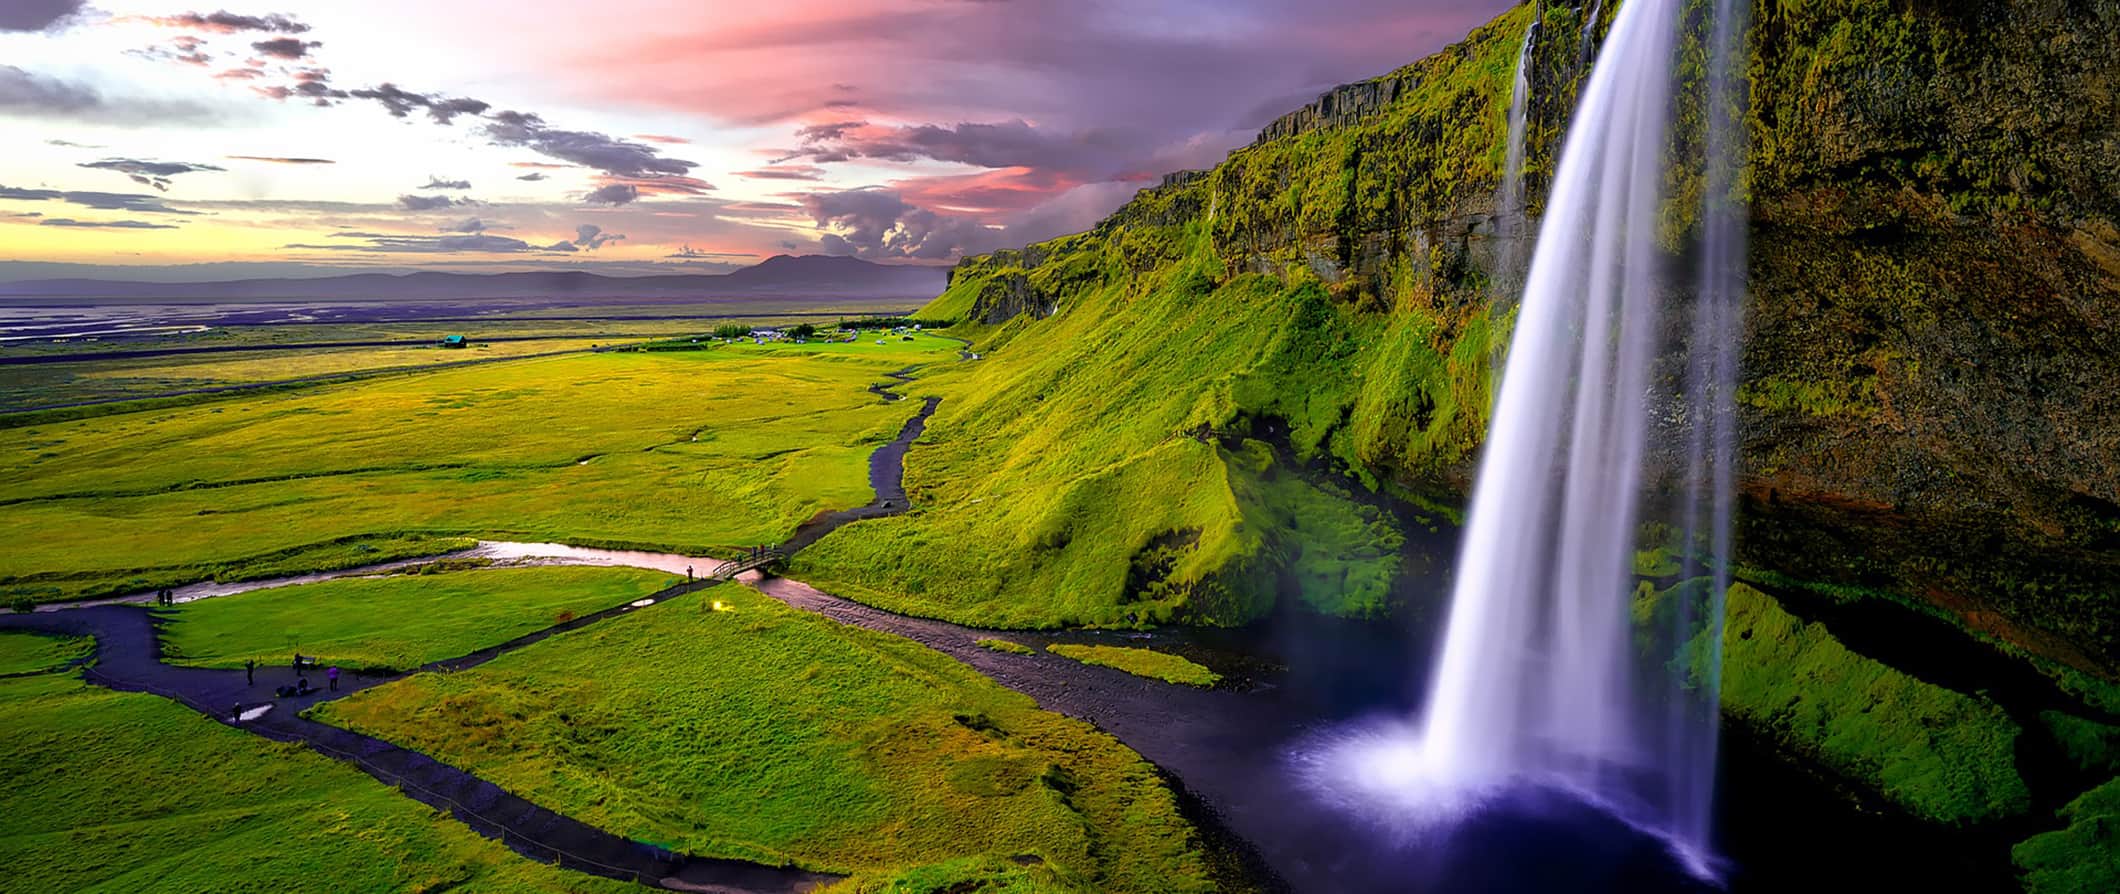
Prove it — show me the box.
[327,666,339,692]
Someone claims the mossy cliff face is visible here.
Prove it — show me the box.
[894,0,2120,679]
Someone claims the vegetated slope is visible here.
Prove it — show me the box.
[808,0,2120,679]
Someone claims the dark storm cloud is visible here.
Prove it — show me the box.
[0,185,199,215]
[265,70,350,106]
[583,183,639,206]
[485,111,698,179]
[142,11,311,33]
[396,194,471,211]
[250,37,321,60]
[0,65,216,124]
[800,187,1000,260]
[0,0,86,32]
[422,176,472,190]
[40,218,179,229]
[78,158,226,191]
[350,83,487,123]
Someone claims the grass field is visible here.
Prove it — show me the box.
[162,565,674,671]
[316,584,1212,891]
[1046,643,1221,687]
[0,341,956,605]
[0,672,629,893]
[0,630,88,676]
[0,339,617,413]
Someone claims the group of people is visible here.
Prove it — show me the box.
[247,654,340,697]
[152,588,177,606]
[232,656,343,722]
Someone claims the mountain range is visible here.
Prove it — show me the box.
[0,254,949,303]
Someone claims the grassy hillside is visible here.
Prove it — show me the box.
[806,0,2120,675]
[789,7,1543,628]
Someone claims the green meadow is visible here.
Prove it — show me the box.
[0,630,88,676]
[161,565,674,671]
[0,671,628,894]
[0,341,955,605]
[316,584,1212,891]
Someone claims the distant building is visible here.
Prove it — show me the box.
[440,335,468,348]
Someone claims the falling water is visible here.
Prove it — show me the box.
[1305,0,1748,878]
[1419,0,1683,796]
[1576,0,1606,72]
[1492,8,1539,300]
[1666,0,1752,852]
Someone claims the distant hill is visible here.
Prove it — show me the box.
[0,255,949,303]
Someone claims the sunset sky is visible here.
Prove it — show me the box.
[0,0,1506,280]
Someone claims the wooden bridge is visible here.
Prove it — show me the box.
[705,548,785,581]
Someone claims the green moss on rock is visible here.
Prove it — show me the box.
[2012,777,2120,894]
[1714,583,2030,823]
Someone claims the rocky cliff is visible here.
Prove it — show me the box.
[895,0,2120,681]
[785,1,2120,878]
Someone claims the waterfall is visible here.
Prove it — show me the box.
[1576,0,1606,72]
[1493,8,1539,300]
[1419,0,1682,795]
[1666,0,1752,853]
[1302,0,1749,879]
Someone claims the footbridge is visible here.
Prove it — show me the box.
[706,548,785,581]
